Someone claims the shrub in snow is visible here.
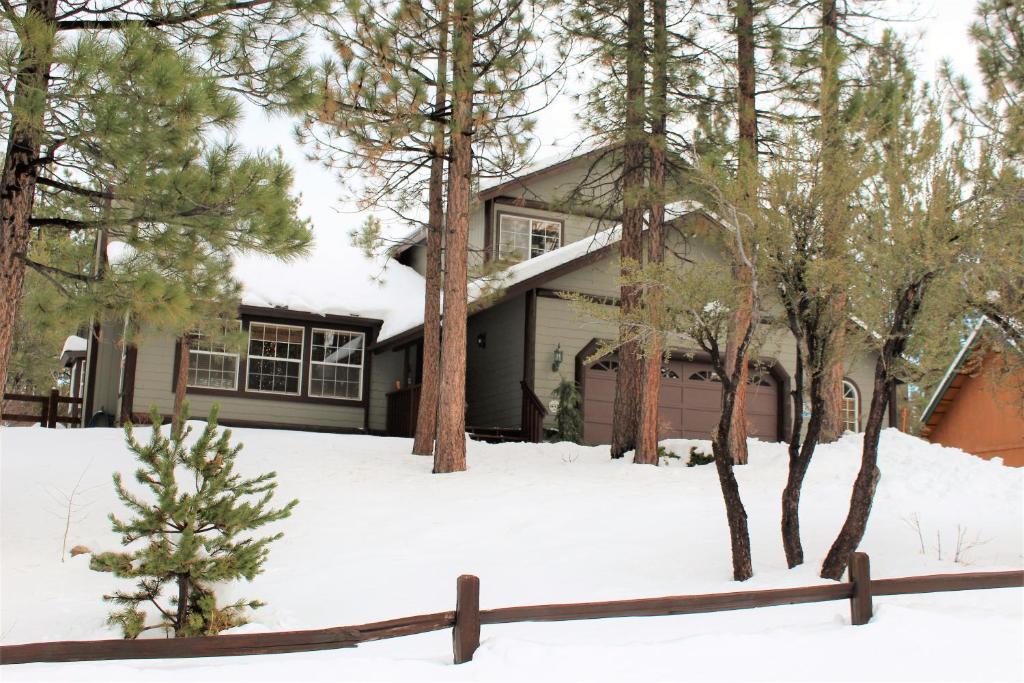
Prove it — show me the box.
[551,379,583,444]
[90,405,297,639]
[686,447,715,468]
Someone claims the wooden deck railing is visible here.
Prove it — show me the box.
[2,390,82,428]
[520,381,546,443]
[2,553,1020,666]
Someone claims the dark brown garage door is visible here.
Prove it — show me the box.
[582,357,779,446]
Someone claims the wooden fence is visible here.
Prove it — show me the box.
[2,390,82,428]
[1,553,1021,667]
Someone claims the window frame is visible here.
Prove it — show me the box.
[307,328,366,401]
[495,211,564,262]
[245,322,306,396]
[842,378,861,433]
[185,321,242,392]
[173,311,375,408]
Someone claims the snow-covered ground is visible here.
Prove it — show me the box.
[1,426,1021,681]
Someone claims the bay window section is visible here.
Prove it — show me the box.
[246,323,304,395]
[309,329,364,400]
[187,324,240,390]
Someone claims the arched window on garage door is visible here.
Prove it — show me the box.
[842,380,860,432]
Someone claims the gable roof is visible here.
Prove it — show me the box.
[374,209,714,350]
[920,317,1022,432]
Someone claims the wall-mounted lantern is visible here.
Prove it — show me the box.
[552,343,564,372]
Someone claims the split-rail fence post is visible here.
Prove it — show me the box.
[849,552,873,625]
[453,574,480,664]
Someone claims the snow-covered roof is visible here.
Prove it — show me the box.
[377,222,623,344]
[233,230,425,340]
[61,335,87,356]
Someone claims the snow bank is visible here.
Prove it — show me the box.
[1,428,1021,681]
[232,229,425,340]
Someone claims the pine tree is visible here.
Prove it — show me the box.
[90,405,298,638]
[1,30,311,411]
[552,378,584,444]
[0,0,326,397]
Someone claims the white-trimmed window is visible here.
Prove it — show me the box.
[309,329,365,400]
[497,214,561,261]
[187,323,241,390]
[246,323,304,395]
[842,380,860,432]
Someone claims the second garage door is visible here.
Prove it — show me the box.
[582,357,779,446]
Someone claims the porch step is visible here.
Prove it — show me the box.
[466,426,527,444]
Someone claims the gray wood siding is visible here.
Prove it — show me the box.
[368,347,405,432]
[131,330,365,430]
[466,296,525,428]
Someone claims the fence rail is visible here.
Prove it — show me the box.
[2,390,82,428]
[1,554,1020,667]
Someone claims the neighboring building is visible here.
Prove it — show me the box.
[920,318,1024,467]
[82,150,897,444]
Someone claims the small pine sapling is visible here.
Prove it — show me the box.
[551,379,584,444]
[90,405,298,638]
[686,447,715,467]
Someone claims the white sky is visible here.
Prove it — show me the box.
[234,1,983,244]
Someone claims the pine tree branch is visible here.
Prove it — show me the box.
[21,256,96,284]
[36,176,115,200]
[55,0,273,30]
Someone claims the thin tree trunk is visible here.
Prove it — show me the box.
[610,0,647,460]
[820,355,846,440]
[433,0,472,474]
[174,337,190,431]
[0,0,57,402]
[636,0,667,466]
[819,362,888,580]
[412,0,449,457]
[175,573,191,635]
[724,0,758,465]
[781,365,826,567]
[711,362,754,581]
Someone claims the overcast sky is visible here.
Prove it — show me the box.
[234,1,984,244]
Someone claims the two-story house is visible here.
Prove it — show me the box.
[79,149,897,444]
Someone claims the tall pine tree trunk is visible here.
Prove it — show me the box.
[174,337,190,431]
[610,0,647,460]
[433,0,472,474]
[0,0,57,401]
[723,0,757,466]
[636,0,667,466]
[818,0,847,443]
[412,0,449,457]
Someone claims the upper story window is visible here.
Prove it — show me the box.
[842,380,860,432]
[246,322,304,395]
[187,323,241,390]
[309,329,365,400]
[497,214,562,262]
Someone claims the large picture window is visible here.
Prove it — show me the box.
[497,214,561,262]
[246,323,304,395]
[309,329,364,400]
[187,324,240,390]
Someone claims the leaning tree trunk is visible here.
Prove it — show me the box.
[819,363,889,579]
[711,370,754,581]
[781,363,827,568]
[723,0,759,465]
[433,0,472,474]
[635,0,668,467]
[0,0,58,403]
[820,277,931,579]
[411,0,449,457]
[610,0,647,460]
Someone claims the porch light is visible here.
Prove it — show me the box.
[552,344,564,372]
